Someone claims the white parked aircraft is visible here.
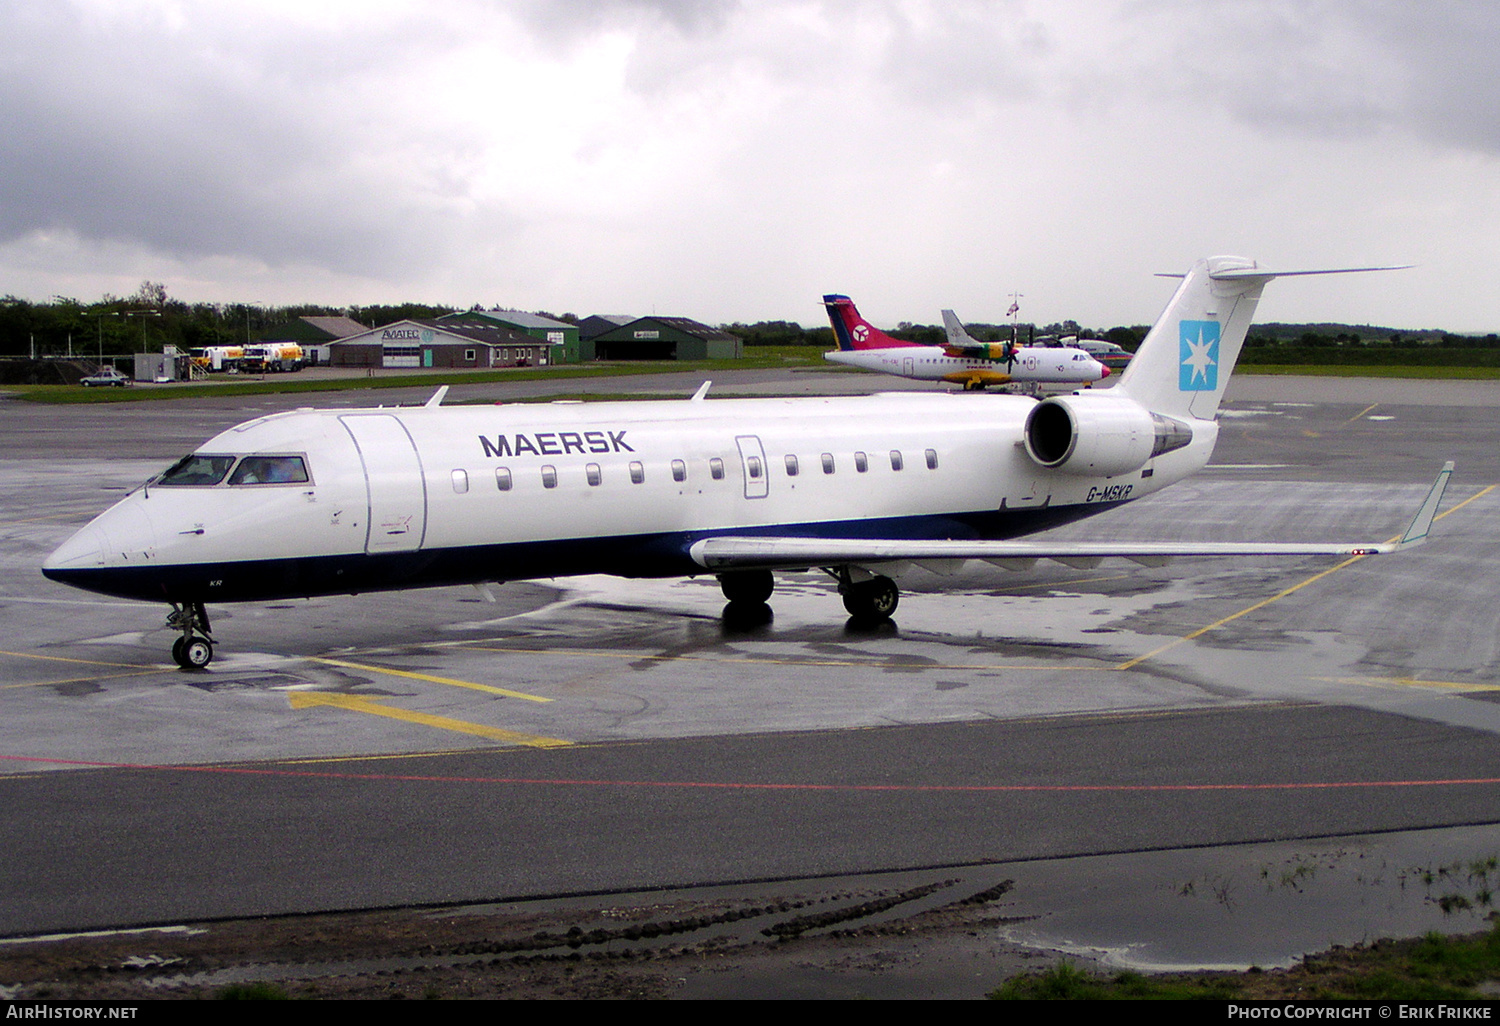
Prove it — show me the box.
[822,294,1110,390]
[44,257,1447,669]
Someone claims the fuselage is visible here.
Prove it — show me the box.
[42,391,1217,605]
[823,345,1109,387]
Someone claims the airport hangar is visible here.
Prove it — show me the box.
[439,309,582,363]
[581,315,743,361]
[327,318,561,370]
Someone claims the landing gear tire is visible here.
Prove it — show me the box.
[841,575,899,622]
[719,569,775,605]
[167,600,215,670]
[176,637,213,669]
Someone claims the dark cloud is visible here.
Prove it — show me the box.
[0,5,470,277]
[0,1,1494,326]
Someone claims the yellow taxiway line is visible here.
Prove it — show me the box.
[2,669,172,690]
[286,692,570,747]
[0,649,156,669]
[1117,484,1496,672]
[308,657,552,702]
[1314,676,1500,694]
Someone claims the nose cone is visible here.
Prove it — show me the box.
[1100,365,1111,379]
[43,525,107,575]
[42,501,157,597]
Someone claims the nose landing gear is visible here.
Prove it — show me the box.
[166,601,215,669]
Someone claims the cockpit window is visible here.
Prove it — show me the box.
[156,454,236,487]
[228,456,310,486]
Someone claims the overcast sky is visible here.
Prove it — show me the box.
[3,0,1498,330]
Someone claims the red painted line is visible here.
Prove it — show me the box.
[3,753,1500,794]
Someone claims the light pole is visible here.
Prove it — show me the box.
[243,302,263,347]
[124,310,161,352]
[96,311,120,367]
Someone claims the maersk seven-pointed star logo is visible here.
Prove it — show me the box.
[1178,319,1220,391]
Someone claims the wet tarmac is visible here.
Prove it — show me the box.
[2,368,1498,983]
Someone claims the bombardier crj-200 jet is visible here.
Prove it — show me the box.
[823,294,1111,390]
[45,257,1449,669]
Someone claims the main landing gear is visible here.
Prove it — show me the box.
[717,569,774,605]
[166,600,215,670]
[716,568,900,624]
[837,569,899,623]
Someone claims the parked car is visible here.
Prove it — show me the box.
[80,368,131,387]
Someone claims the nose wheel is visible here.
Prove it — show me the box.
[166,601,215,670]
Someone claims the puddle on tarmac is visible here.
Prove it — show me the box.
[998,825,1500,971]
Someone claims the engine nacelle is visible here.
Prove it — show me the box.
[1023,394,1193,476]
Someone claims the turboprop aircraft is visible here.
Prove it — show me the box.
[44,257,1447,669]
[822,294,1110,390]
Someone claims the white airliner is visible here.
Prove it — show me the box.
[822,294,1110,390]
[44,257,1447,669]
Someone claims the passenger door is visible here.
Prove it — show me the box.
[340,415,428,553]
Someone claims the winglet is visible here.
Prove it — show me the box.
[1395,461,1454,549]
[425,386,449,409]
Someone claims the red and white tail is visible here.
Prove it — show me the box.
[822,294,917,351]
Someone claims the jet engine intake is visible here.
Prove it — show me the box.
[1023,394,1193,476]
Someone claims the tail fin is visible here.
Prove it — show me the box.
[1116,257,1406,420]
[823,294,917,351]
[941,309,978,347]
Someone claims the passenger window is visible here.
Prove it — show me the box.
[586,463,602,486]
[227,455,309,486]
[821,453,835,474]
[747,456,762,479]
[630,461,645,484]
[157,454,236,487]
[671,460,686,483]
[541,465,558,489]
[854,451,868,473]
[709,458,725,480]
[890,450,903,471]
[451,469,469,494]
[784,454,799,477]
[495,467,512,491]
[925,448,938,470]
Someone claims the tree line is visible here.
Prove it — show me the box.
[2,280,1491,362]
[0,281,467,361]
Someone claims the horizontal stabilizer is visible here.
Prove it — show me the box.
[1155,264,1412,280]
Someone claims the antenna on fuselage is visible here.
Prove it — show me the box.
[690,380,712,402]
[425,386,449,408]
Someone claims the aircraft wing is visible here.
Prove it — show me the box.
[940,342,1012,361]
[689,463,1452,572]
